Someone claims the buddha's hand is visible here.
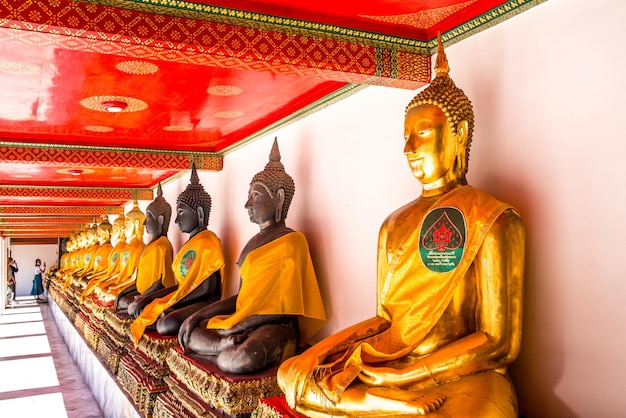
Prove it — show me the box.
[216,324,246,337]
[358,364,403,387]
[359,361,434,390]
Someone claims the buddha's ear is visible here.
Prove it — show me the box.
[456,119,469,146]
[456,119,469,176]
[157,214,165,234]
[275,188,285,223]
[197,206,205,230]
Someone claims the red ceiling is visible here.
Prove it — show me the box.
[0,0,545,241]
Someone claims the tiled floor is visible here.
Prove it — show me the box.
[0,296,103,418]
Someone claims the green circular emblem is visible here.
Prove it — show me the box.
[121,251,130,267]
[180,250,196,278]
[419,206,466,272]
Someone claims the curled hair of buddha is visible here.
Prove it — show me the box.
[250,138,295,220]
[147,183,172,232]
[87,222,98,239]
[405,34,475,174]
[113,213,126,231]
[177,164,212,227]
[126,200,146,223]
[98,215,112,235]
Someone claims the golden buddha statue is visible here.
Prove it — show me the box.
[129,165,224,343]
[81,213,129,301]
[77,216,114,290]
[73,223,99,277]
[176,139,326,375]
[277,36,525,417]
[117,183,177,312]
[97,201,146,301]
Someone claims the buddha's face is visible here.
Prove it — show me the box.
[111,222,122,242]
[245,183,275,226]
[124,218,135,240]
[175,204,198,234]
[404,104,458,186]
[145,210,158,236]
[97,228,110,245]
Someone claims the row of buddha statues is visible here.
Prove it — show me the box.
[47,38,525,418]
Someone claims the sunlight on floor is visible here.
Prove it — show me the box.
[0,334,51,358]
[0,393,68,418]
[0,304,63,412]
[0,355,59,392]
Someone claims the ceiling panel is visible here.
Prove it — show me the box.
[0,0,546,240]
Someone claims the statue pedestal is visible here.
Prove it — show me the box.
[159,346,283,417]
[254,396,306,418]
[117,331,178,416]
[96,308,132,374]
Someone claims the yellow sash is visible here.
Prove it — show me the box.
[206,232,326,345]
[80,241,127,301]
[135,236,176,294]
[99,238,145,297]
[130,230,224,344]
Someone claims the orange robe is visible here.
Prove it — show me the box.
[130,230,224,343]
[206,231,326,345]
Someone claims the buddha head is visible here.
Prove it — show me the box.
[112,213,127,245]
[86,223,98,247]
[97,215,113,245]
[247,138,295,226]
[404,34,474,188]
[125,200,146,242]
[176,164,212,236]
[145,183,171,238]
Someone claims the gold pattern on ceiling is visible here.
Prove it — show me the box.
[214,110,244,119]
[163,125,193,132]
[0,113,36,121]
[80,95,149,113]
[207,85,243,96]
[116,60,160,75]
[0,60,41,76]
[360,0,479,29]
[85,125,115,133]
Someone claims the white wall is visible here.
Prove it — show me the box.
[10,244,58,297]
[157,1,626,416]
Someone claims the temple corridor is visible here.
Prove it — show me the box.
[0,296,103,418]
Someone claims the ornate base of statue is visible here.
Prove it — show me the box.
[117,330,177,414]
[95,308,132,374]
[117,350,170,416]
[164,346,283,417]
[254,396,306,418]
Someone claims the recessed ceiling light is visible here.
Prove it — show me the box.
[68,169,83,176]
[80,96,148,113]
[101,101,128,112]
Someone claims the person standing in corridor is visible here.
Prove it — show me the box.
[30,259,46,301]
